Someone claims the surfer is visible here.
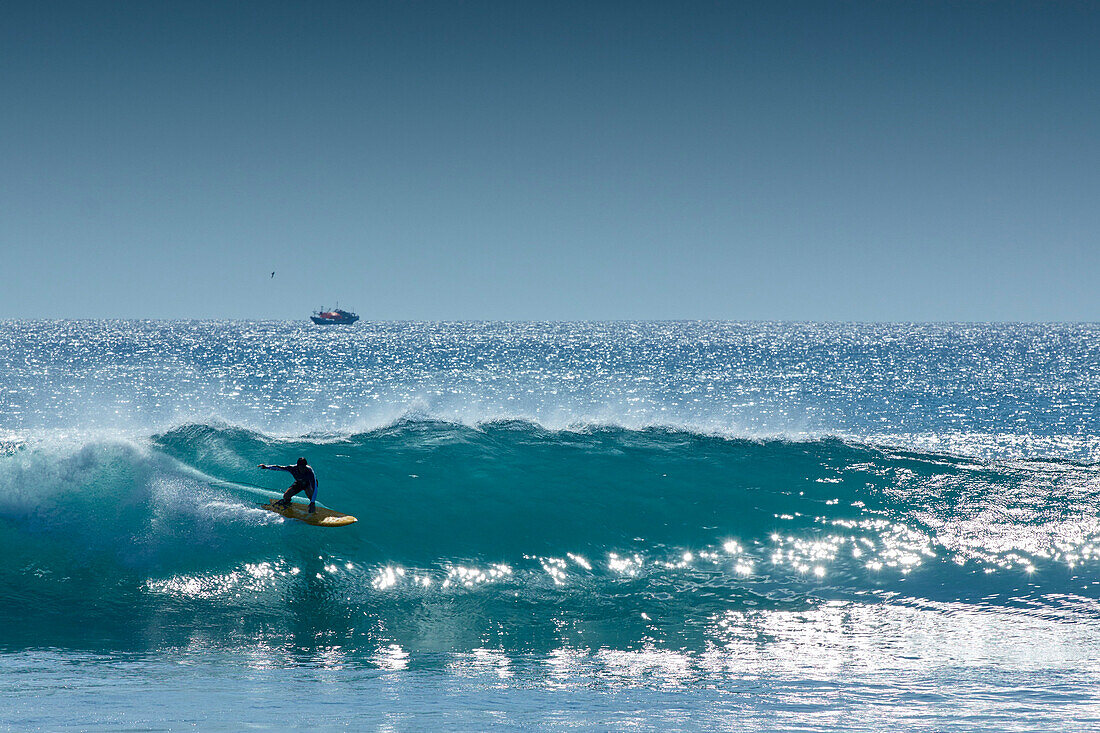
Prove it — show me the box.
[259,457,317,513]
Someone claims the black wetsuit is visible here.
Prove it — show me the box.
[265,464,318,504]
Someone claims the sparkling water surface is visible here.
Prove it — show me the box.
[5,320,1100,448]
[3,321,1100,731]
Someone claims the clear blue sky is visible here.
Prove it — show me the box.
[2,1,1097,320]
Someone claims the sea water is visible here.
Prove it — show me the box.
[2,321,1100,731]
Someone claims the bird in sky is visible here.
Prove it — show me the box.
[270,271,275,279]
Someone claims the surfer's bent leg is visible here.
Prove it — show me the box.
[279,481,307,506]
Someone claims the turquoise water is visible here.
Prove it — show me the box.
[3,321,1100,730]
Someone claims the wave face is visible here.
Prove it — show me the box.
[4,420,1099,656]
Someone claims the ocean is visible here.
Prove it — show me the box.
[3,321,1100,731]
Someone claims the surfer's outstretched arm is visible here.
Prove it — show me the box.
[258,464,291,472]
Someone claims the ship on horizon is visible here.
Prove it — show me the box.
[310,307,359,325]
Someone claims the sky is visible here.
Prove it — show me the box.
[1,0,1098,321]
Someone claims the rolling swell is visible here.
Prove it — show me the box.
[3,420,1098,654]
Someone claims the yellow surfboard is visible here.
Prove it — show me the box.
[261,500,358,527]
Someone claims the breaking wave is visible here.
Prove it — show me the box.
[3,420,1099,654]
